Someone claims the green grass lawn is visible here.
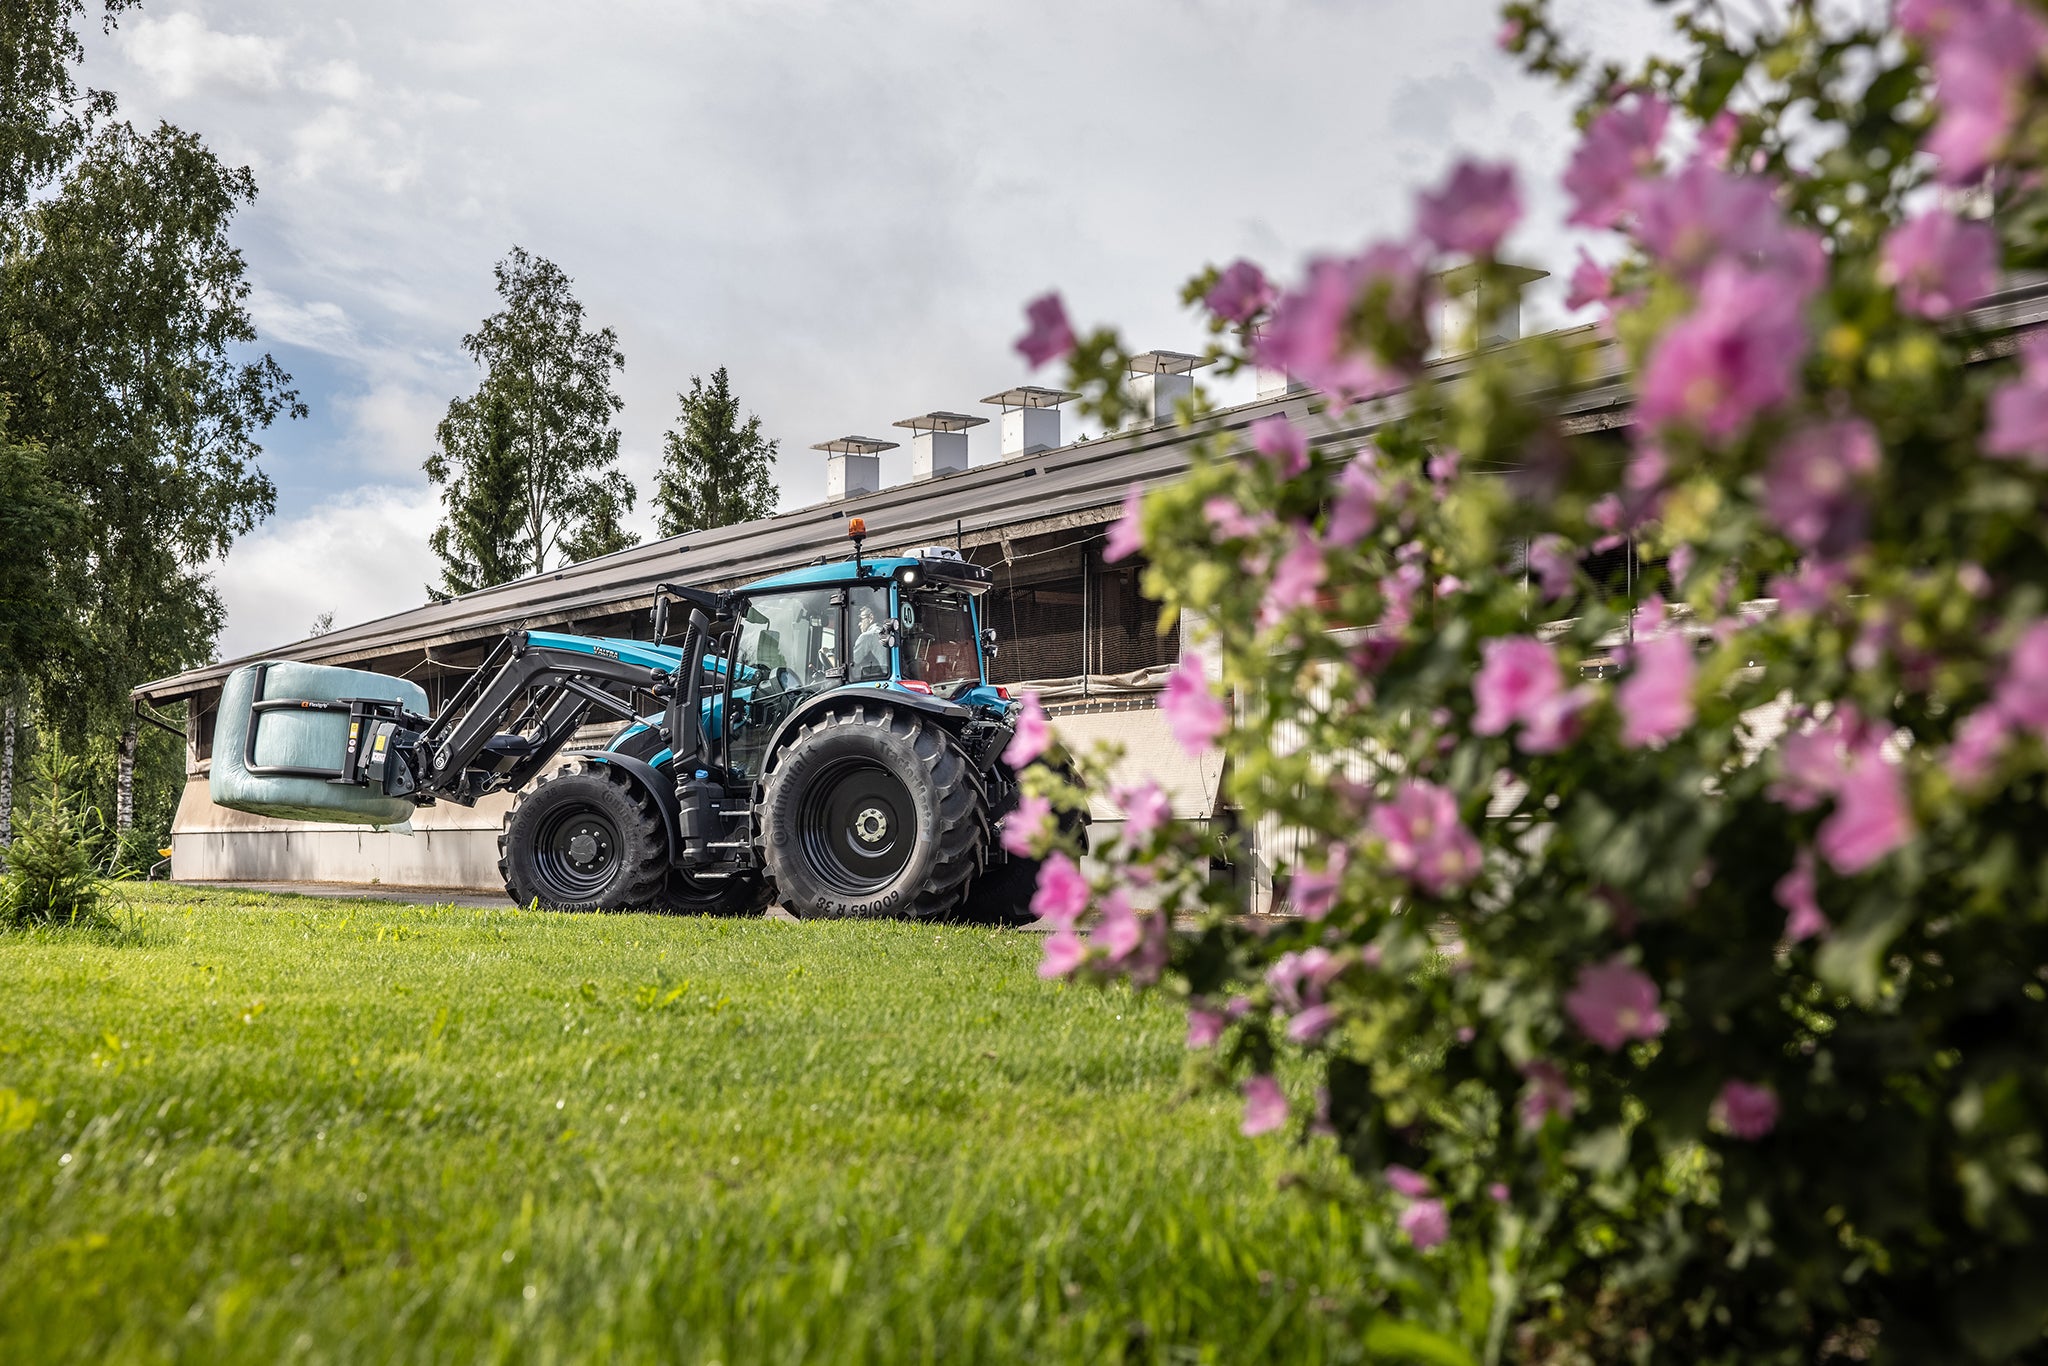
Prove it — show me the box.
[0,885,1372,1365]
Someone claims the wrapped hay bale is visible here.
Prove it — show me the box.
[210,661,428,826]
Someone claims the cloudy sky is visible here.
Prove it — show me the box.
[74,0,1660,658]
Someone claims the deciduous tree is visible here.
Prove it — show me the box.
[427,247,635,590]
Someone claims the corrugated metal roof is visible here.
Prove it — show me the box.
[135,276,2048,707]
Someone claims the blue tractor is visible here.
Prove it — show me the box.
[214,522,1072,922]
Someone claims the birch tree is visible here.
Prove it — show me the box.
[426,247,636,593]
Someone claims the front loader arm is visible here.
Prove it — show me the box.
[396,631,674,806]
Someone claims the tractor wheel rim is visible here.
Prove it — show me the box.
[533,803,623,900]
[798,758,915,893]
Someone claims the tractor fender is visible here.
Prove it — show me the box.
[569,750,679,865]
[759,685,973,778]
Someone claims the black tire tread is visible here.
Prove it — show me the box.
[758,704,988,921]
[498,762,668,911]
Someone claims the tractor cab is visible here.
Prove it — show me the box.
[714,534,1008,784]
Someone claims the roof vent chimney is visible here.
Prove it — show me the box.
[810,436,898,500]
[981,386,1075,458]
[1433,263,1549,356]
[892,411,987,480]
[1127,350,1212,427]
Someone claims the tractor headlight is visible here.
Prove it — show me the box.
[899,568,921,587]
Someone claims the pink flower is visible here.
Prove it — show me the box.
[1090,889,1143,963]
[1817,747,1913,874]
[1370,780,1482,897]
[1030,852,1090,927]
[1266,947,1335,1012]
[1326,457,1381,547]
[1001,791,1052,857]
[1415,159,1522,258]
[1104,482,1145,563]
[1712,1080,1780,1140]
[1398,1198,1449,1250]
[1762,419,1880,560]
[1987,347,2048,467]
[1519,685,1590,754]
[1116,780,1172,848]
[1629,164,1820,289]
[1771,710,1856,810]
[1488,1181,1511,1203]
[1565,958,1668,1051]
[1775,849,1830,943]
[1384,1165,1432,1198]
[1241,1075,1288,1136]
[1039,929,1086,979]
[1016,292,1076,368]
[1186,1005,1224,1049]
[1948,706,2011,788]
[1288,843,1348,920]
[1696,109,1740,167]
[1286,1002,1338,1043]
[1203,495,1270,543]
[1996,621,2048,733]
[1254,244,1424,406]
[1205,259,1274,324]
[1426,448,1461,487]
[1251,414,1308,478]
[1618,632,1696,748]
[1915,1,2048,184]
[1260,525,1326,629]
[1519,1060,1576,1131]
[1526,536,1577,599]
[1003,692,1050,767]
[1565,248,1612,311]
[1161,654,1227,754]
[1473,635,1564,737]
[1882,210,1998,318]
[1638,262,1809,440]
[1564,92,1670,227]
[1497,15,1525,50]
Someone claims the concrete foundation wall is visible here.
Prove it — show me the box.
[168,776,518,893]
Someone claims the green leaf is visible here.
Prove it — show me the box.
[1814,897,1914,1006]
[1363,1317,1477,1366]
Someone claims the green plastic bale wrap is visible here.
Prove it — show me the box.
[210,660,430,826]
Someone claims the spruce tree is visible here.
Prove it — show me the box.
[653,367,779,538]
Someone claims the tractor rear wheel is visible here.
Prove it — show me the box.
[758,705,987,920]
[500,763,667,911]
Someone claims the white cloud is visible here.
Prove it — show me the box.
[336,382,451,477]
[209,485,442,659]
[117,12,283,99]
[298,58,368,102]
[77,0,1673,660]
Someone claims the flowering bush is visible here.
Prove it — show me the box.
[1007,2,2048,1360]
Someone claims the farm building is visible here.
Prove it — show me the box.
[132,275,2048,909]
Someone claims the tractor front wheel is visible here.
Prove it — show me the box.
[500,763,668,911]
[758,706,987,920]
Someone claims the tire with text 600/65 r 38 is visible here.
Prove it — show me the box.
[758,705,987,921]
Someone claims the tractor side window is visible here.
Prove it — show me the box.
[900,588,981,696]
[848,586,891,682]
[728,588,839,780]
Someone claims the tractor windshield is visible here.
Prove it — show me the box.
[900,588,981,696]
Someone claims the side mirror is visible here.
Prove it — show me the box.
[652,596,670,643]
